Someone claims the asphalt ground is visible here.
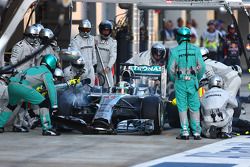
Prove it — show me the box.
[0,74,250,167]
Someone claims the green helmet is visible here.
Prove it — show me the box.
[41,54,58,71]
[176,27,191,44]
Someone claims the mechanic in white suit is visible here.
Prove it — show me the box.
[64,57,88,83]
[10,25,40,72]
[95,20,117,88]
[200,47,241,97]
[126,43,166,66]
[71,19,96,86]
[201,75,238,139]
[35,28,60,66]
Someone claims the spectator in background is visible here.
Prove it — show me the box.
[215,20,227,38]
[186,19,198,45]
[215,20,227,62]
[173,17,184,38]
[191,19,198,29]
[223,23,242,66]
[160,20,175,43]
[200,20,222,61]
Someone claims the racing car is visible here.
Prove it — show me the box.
[54,64,167,135]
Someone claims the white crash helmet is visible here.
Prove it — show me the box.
[24,25,39,37]
[200,47,209,57]
[39,28,54,40]
[231,65,242,77]
[208,75,224,89]
[78,19,91,38]
[54,68,64,78]
[24,25,40,45]
[33,23,44,33]
[151,43,166,61]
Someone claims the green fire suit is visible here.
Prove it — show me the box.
[0,65,57,130]
[167,41,205,136]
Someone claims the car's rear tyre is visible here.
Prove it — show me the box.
[166,91,180,128]
[141,96,164,135]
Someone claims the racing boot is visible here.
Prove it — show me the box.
[13,126,29,132]
[177,111,189,140]
[209,125,217,139]
[42,129,61,136]
[218,132,232,139]
[176,134,189,140]
[193,134,202,140]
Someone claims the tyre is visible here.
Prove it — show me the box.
[166,91,180,128]
[141,96,164,135]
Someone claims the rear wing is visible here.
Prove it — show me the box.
[128,65,162,77]
[121,64,167,98]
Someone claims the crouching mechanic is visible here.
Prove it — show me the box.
[201,75,238,139]
[200,47,241,97]
[167,27,206,140]
[0,54,60,136]
[64,57,86,85]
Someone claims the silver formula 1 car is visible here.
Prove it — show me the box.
[54,64,167,135]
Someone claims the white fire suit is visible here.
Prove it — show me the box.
[10,39,38,72]
[95,35,117,87]
[201,87,238,138]
[71,34,97,86]
[204,58,241,97]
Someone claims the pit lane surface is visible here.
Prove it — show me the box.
[0,74,249,167]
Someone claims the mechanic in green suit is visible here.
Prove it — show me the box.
[0,54,60,136]
[167,27,205,140]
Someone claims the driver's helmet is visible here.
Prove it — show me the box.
[99,20,113,40]
[79,19,91,38]
[151,43,166,62]
[176,27,191,44]
[121,69,134,83]
[208,75,224,89]
[116,81,130,94]
[24,25,40,46]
